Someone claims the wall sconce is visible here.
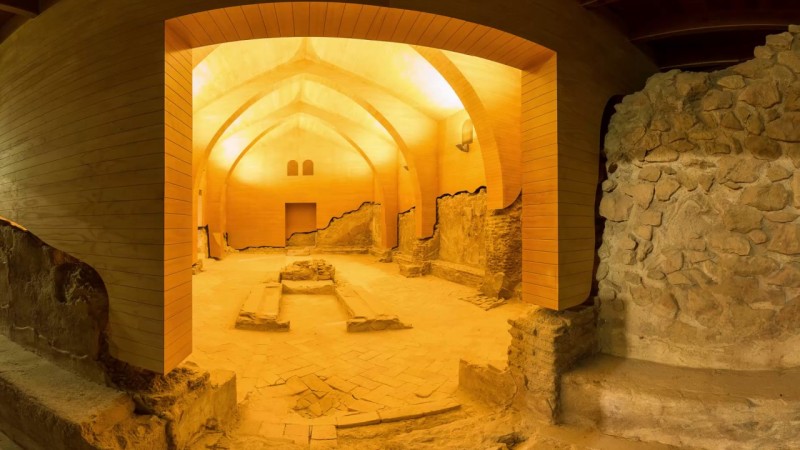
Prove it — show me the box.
[456,119,473,152]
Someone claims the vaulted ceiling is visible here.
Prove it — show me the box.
[193,37,469,180]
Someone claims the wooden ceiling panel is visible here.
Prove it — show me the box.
[578,0,800,71]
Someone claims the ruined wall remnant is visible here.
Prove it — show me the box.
[599,28,800,370]
[283,202,379,251]
[395,190,522,298]
[508,306,597,423]
[0,218,109,381]
[397,209,417,256]
[316,202,376,249]
[484,195,523,298]
[437,189,487,268]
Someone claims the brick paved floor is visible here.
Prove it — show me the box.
[190,253,530,441]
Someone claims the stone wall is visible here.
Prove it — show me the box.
[397,209,417,256]
[284,202,377,250]
[599,27,800,370]
[437,189,487,268]
[371,203,383,250]
[395,190,522,298]
[484,195,523,298]
[316,202,376,249]
[0,218,108,382]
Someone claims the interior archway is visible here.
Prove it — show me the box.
[162,2,559,384]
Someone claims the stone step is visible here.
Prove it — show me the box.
[235,282,289,331]
[560,354,800,449]
[429,259,485,288]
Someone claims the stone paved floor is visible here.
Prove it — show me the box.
[190,253,530,444]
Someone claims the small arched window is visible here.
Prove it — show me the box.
[302,160,314,176]
[287,160,298,176]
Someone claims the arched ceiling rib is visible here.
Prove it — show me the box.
[194,37,463,120]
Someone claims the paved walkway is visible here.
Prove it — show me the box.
[190,253,530,446]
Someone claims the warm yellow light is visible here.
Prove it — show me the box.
[220,135,247,164]
[193,62,212,97]
[400,53,463,111]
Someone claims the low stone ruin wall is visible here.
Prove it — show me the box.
[396,208,416,255]
[395,189,522,298]
[599,28,800,370]
[0,217,109,381]
[437,190,487,268]
[0,218,238,450]
[287,202,378,251]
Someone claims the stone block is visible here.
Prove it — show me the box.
[311,424,337,440]
[282,280,336,295]
[398,262,426,277]
[458,359,516,407]
[167,369,238,450]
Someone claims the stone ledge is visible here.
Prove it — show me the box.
[312,246,369,255]
[429,259,485,289]
[560,354,800,449]
[0,335,167,450]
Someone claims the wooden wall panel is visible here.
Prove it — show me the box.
[521,55,560,310]
[0,0,654,372]
[163,24,194,372]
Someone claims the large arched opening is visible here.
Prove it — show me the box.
[160,2,560,378]
[156,3,561,432]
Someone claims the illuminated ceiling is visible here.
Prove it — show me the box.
[194,37,471,177]
[194,35,523,243]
